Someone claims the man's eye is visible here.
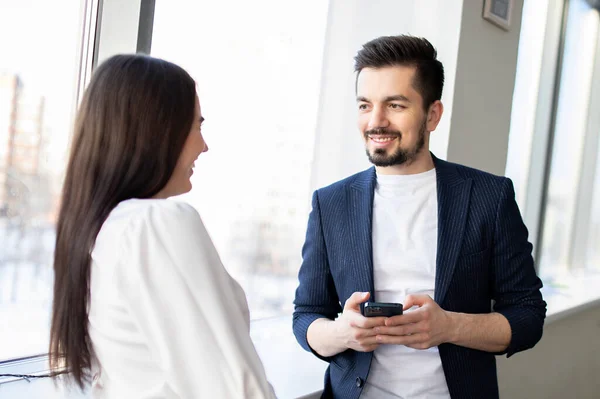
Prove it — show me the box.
[389,103,404,109]
[358,104,368,110]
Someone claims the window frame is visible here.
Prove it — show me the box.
[534,0,600,275]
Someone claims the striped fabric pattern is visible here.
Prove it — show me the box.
[293,155,546,399]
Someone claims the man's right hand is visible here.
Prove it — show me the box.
[334,292,387,352]
[306,292,387,357]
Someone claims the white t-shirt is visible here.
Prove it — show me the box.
[88,198,275,399]
[361,168,450,399]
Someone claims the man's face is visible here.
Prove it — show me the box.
[356,66,429,167]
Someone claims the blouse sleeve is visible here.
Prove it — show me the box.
[118,201,276,399]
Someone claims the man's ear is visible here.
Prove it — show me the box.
[426,100,444,132]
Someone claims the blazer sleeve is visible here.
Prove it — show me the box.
[293,190,342,361]
[491,178,547,357]
[120,201,276,398]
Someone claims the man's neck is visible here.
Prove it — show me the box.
[375,151,435,175]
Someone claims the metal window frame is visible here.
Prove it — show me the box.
[570,21,600,270]
[510,0,563,265]
[93,0,154,67]
[76,0,103,104]
[0,355,55,386]
[507,0,569,270]
[532,0,571,266]
[534,0,600,273]
[137,0,156,54]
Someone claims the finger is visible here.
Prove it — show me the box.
[403,294,432,310]
[358,328,380,338]
[357,335,381,346]
[375,323,421,337]
[385,310,424,326]
[348,324,380,338]
[376,332,427,346]
[358,344,379,352]
[353,315,387,329]
[405,342,433,350]
[344,291,370,311]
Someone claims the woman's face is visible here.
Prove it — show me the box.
[154,95,208,198]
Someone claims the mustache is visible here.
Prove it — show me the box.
[364,128,402,138]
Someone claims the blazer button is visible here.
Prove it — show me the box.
[356,377,364,388]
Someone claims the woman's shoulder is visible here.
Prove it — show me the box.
[99,199,205,247]
[113,198,199,226]
[116,197,197,215]
[97,198,216,270]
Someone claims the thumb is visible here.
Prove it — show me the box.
[344,291,370,311]
[403,294,431,310]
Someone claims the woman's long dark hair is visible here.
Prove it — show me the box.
[49,54,197,388]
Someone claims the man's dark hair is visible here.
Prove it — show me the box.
[354,35,444,109]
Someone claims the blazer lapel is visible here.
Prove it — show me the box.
[349,167,377,299]
[433,156,472,305]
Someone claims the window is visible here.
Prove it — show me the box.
[586,144,600,270]
[537,0,599,277]
[150,0,329,320]
[0,1,87,361]
[505,0,567,257]
[507,0,600,278]
[505,0,552,213]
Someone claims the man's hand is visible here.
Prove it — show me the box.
[309,293,511,357]
[334,292,387,352]
[373,294,454,350]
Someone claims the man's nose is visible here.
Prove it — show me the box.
[367,106,390,130]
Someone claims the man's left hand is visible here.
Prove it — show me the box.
[373,294,455,350]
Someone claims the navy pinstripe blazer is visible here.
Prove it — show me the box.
[293,155,546,399]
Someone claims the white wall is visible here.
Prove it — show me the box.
[309,0,463,191]
[447,0,525,175]
[497,305,600,399]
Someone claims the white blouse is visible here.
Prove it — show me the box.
[88,198,275,398]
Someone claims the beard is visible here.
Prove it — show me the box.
[364,120,427,167]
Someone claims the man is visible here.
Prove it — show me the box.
[293,35,546,399]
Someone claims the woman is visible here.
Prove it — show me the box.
[49,54,275,398]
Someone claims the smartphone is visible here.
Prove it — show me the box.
[361,301,403,317]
